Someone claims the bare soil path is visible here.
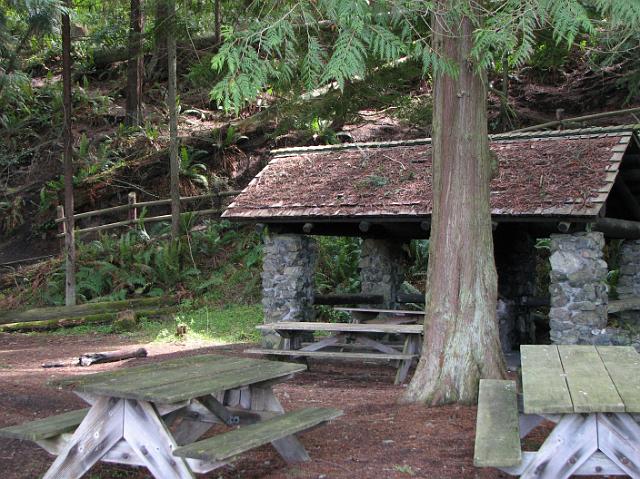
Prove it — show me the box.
[0,332,515,479]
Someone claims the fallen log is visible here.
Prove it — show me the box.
[0,296,175,325]
[79,347,147,366]
[0,307,175,332]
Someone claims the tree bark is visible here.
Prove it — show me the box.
[167,0,180,240]
[62,5,76,307]
[125,0,144,126]
[402,3,505,405]
[214,0,221,44]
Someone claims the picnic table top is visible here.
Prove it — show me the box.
[50,354,306,404]
[257,321,423,334]
[334,307,424,315]
[521,345,640,414]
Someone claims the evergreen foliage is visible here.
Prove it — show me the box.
[209,0,640,113]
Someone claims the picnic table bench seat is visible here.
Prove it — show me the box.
[0,408,89,442]
[473,379,521,468]
[245,348,416,361]
[174,407,342,463]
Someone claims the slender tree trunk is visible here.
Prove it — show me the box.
[125,0,144,126]
[214,0,221,44]
[62,5,76,306]
[402,3,505,405]
[149,0,169,79]
[167,0,180,240]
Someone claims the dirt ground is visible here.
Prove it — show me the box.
[0,333,529,479]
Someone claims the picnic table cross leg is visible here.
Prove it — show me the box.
[519,413,598,479]
[42,397,125,479]
[394,335,420,384]
[598,412,640,477]
[249,383,310,462]
[122,399,194,479]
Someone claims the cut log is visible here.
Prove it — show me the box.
[312,294,384,305]
[0,297,175,325]
[593,218,640,239]
[78,347,147,366]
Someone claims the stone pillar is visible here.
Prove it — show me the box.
[261,234,317,348]
[617,240,640,323]
[359,239,407,309]
[548,232,608,345]
[494,227,537,350]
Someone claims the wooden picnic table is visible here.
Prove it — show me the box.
[475,344,640,478]
[248,321,423,384]
[0,354,341,479]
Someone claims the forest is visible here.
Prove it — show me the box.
[1,0,640,478]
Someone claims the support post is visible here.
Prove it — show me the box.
[128,192,138,223]
[62,5,76,306]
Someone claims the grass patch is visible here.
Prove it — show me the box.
[146,304,263,344]
[46,303,263,345]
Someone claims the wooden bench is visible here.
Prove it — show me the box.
[0,408,89,442]
[249,321,422,384]
[174,407,342,463]
[473,379,521,469]
[334,307,424,324]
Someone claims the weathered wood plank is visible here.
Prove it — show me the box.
[473,379,521,468]
[520,413,598,479]
[52,355,249,390]
[0,409,88,441]
[173,408,342,462]
[558,345,624,413]
[334,307,424,315]
[501,451,627,476]
[607,298,640,313]
[598,412,640,478]
[257,321,423,334]
[245,348,416,361]
[42,397,124,479]
[597,346,640,412]
[123,400,194,479]
[83,360,306,404]
[520,345,573,414]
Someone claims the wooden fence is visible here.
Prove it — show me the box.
[55,190,241,238]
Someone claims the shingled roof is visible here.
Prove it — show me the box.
[223,125,640,224]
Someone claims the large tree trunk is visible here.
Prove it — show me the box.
[125,0,144,126]
[62,5,76,307]
[402,4,505,405]
[167,0,180,240]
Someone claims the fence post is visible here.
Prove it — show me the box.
[56,205,66,246]
[128,192,138,226]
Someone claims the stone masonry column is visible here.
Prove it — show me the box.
[261,234,317,348]
[548,232,608,345]
[616,240,640,323]
[359,239,407,309]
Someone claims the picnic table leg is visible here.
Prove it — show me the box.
[395,335,420,385]
[123,399,195,479]
[42,397,125,479]
[250,384,311,462]
[519,413,598,479]
[597,412,640,477]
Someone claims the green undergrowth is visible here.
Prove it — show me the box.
[49,303,263,345]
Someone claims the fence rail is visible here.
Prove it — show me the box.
[55,190,241,238]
